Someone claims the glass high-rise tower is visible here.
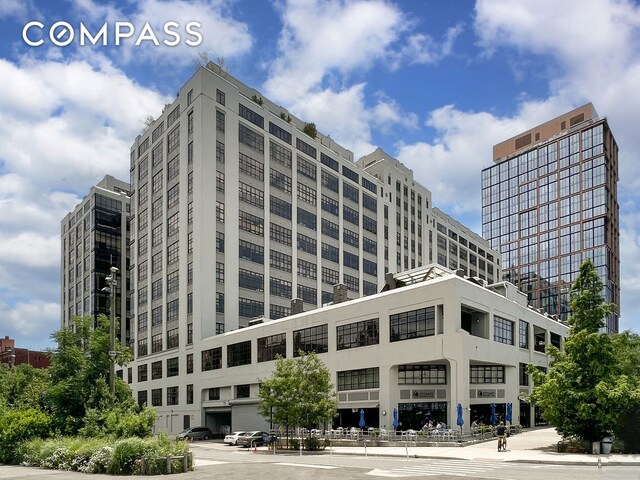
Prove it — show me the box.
[482,104,620,333]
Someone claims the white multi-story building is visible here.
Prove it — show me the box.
[124,63,503,433]
[134,264,567,434]
[358,148,500,282]
[61,175,131,343]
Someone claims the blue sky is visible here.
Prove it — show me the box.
[1,0,639,350]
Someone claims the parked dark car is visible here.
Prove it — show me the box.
[237,431,271,447]
[176,426,214,441]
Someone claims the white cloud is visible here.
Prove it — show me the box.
[71,0,253,66]
[0,54,168,346]
[0,299,59,349]
[0,0,33,19]
[263,0,433,158]
[388,25,464,70]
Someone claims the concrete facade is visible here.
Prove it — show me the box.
[133,265,567,435]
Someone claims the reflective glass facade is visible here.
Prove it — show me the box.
[482,106,619,332]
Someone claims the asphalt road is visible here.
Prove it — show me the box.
[1,441,639,479]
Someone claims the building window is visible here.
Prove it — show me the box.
[494,316,514,345]
[202,347,222,371]
[152,121,164,143]
[208,387,220,400]
[167,299,179,322]
[151,334,162,354]
[470,365,505,384]
[270,168,292,193]
[320,152,339,171]
[519,362,529,386]
[138,390,148,407]
[239,239,264,264]
[216,292,224,313]
[342,165,359,183]
[297,233,316,255]
[138,313,148,332]
[343,205,359,226]
[343,182,359,203]
[151,279,162,300]
[321,267,339,285]
[216,231,224,252]
[138,364,148,382]
[269,122,292,144]
[297,284,316,305]
[270,224,291,246]
[321,243,339,263]
[227,340,252,367]
[239,104,264,128]
[343,251,359,270]
[151,360,162,380]
[187,324,193,345]
[186,384,193,404]
[167,270,179,293]
[167,126,179,154]
[343,228,359,247]
[167,357,179,377]
[186,352,193,373]
[239,298,263,318]
[167,184,179,209]
[152,307,162,327]
[138,338,149,357]
[337,367,378,391]
[363,215,377,234]
[167,328,179,349]
[297,183,316,205]
[398,365,446,384]
[167,386,179,406]
[270,304,291,320]
[270,141,292,168]
[270,196,292,220]
[239,210,264,236]
[258,333,286,362]
[363,237,377,254]
[519,320,529,349]
[321,218,339,239]
[296,138,316,159]
[343,273,359,292]
[321,194,339,216]
[238,124,264,153]
[167,213,179,238]
[216,89,225,105]
[390,306,435,342]
[151,388,162,406]
[239,182,264,208]
[293,324,328,355]
[236,384,251,399]
[297,258,317,279]
[167,242,180,265]
[270,277,292,298]
[216,262,225,282]
[216,139,225,163]
[270,250,292,272]
[239,268,264,291]
[297,207,317,230]
[337,318,379,350]
[216,201,225,223]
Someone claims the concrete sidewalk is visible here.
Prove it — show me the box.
[319,427,640,466]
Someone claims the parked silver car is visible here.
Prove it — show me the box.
[176,426,213,441]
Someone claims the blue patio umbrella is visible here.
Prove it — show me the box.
[392,407,399,429]
[490,402,497,425]
[359,409,366,429]
[506,402,513,424]
[456,403,464,428]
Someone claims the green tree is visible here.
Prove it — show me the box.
[529,259,640,444]
[258,352,337,437]
[45,314,133,435]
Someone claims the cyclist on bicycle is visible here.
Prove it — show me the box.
[496,422,507,451]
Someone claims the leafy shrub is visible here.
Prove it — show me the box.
[303,437,323,451]
[15,434,191,475]
[289,438,300,450]
[0,408,52,464]
[303,122,317,138]
[109,437,150,474]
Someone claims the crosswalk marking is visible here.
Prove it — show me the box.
[194,459,228,466]
[367,459,509,477]
[275,462,338,469]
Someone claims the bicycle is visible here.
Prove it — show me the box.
[497,435,507,452]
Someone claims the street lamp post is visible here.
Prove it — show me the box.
[103,266,119,395]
